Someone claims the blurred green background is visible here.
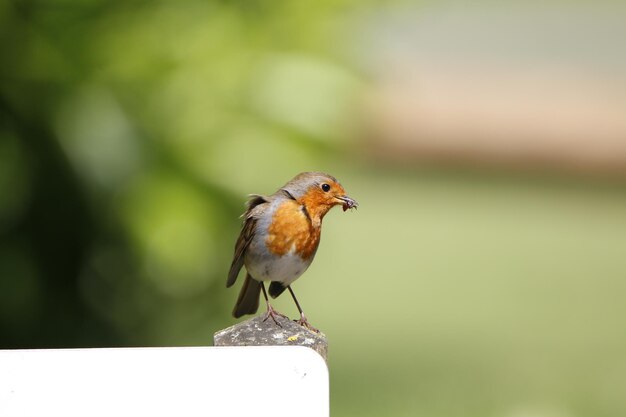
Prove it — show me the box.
[1,1,626,416]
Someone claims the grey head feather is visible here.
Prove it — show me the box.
[278,172,339,200]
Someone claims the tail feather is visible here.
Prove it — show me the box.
[232,274,261,318]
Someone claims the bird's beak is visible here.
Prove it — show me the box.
[336,195,358,211]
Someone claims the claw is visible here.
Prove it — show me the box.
[295,313,320,333]
[262,303,289,327]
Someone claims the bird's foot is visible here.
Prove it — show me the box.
[295,313,319,333]
[262,303,289,327]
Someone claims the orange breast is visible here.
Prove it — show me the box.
[266,200,320,260]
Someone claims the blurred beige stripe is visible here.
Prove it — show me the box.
[367,67,626,171]
[359,6,626,173]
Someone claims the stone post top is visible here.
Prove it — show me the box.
[213,315,328,362]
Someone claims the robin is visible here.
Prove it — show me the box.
[226,172,358,331]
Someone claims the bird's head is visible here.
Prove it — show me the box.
[281,172,358,219]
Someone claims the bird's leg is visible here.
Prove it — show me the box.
[261,282,288,326]
[287,286,319,333]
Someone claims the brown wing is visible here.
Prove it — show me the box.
[226,195,268,287]
[226,217,256,287]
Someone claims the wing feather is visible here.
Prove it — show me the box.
[226,195,268,287]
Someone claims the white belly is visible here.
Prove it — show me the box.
[246,250,311,286]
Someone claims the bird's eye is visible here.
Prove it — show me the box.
[321,183,331,192]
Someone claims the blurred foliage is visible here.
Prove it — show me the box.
[0,0,365,347]
[1,1,626,417]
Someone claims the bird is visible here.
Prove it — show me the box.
[226,172,358,331]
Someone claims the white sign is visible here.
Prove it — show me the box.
[0,346,328,417]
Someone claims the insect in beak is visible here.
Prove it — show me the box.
[336,196,358,211]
